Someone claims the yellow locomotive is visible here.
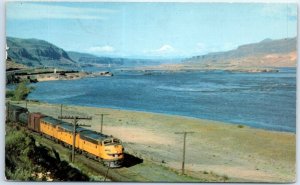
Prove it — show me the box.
[8,104,124,167]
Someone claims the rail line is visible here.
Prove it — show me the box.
[21,125,148,181]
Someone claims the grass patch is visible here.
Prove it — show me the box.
[222,175,229,181]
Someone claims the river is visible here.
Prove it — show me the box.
[28,67,296,132]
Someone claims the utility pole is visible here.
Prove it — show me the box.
[60,104,63,124]
[58,115,92,162]
[95,113,109,133]
[25,100,28,109]
[104,162,111,181]
[100,113,109,133]
[175,131,194,175]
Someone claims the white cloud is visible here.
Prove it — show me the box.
[7,2,117,20]
[88,45,115,53]
[144,44,176,55]
[156,44,175,53]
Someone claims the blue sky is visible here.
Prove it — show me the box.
[6,2,297,58]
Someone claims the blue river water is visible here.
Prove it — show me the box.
[28,68,296,132]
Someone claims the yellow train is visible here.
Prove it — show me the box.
[8,104,124,167]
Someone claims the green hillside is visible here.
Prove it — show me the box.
[7,37,76,68]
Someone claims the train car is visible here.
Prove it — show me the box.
[6,103,28,122]
[39,115,124,167]
[6,103,124,167]
[28,112,44,132]
[40,116,63,140]
[18,112,29,126]
[79,130,124,167]
[55,122,85,147]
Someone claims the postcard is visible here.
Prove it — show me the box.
[5,1,297,182]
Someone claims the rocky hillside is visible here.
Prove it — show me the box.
[7,37,77,68]
[184,37,297,70]
[6,37,163,69]
[129,37,296,73]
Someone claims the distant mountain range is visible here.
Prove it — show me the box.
[6,37,164,69]
[67,51,123,66]
[183,37,297,70]
[67,51,164,68]
[6,37,297,71]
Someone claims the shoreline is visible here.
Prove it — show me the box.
[8,100,296,182]
[6,67,114,84]
[26,99,296,134]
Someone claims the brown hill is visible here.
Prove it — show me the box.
[183,37,297,71]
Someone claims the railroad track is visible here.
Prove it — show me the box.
[18,125,198,182]
[23,127,149,181]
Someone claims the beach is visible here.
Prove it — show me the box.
[13,100,296,182]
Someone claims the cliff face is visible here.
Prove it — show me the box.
[7,37,76,68]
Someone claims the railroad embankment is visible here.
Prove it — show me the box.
[5,124,91,181]
[8,101,296,182]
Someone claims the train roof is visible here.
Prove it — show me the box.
[41,115,112,142]
[41,117,84,132]
[8,104,28,111]
[59,123,87,132]
[41,116,64,126]
[80,130,109,142]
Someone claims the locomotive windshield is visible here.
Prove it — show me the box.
[103,138,121,145]
[103,139,112,145]
[113,139,121,144]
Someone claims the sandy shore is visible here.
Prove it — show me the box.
[13,101,295,182]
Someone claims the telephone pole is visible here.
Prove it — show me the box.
[58,115,92,162]
[175,131,194,175]
[100,113,109,133]
[60,104,63,123]
[95,113,109,133]
[104,161,111,181]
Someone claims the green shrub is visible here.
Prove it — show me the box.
[6,90,14,98]
[11,80,35,101]
[5,129,36,181]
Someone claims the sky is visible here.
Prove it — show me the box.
[6,2,298,59]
